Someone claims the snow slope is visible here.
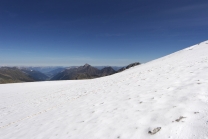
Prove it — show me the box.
[1,41,208,139]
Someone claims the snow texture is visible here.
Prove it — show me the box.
[1,41,208,139]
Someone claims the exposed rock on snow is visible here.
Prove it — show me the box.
[148,127,161,135]
[175,116,186,122]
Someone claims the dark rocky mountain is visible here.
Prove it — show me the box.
[21,69,49,81]
[0,67,34,84]
[51,63,141,81]
[117,62,141,72]
[51,64,103,80]
[99,67,116,76]
[111,66,123,71]
[94,66,106,70]
[95,66,122,71]
[76,64,100,75]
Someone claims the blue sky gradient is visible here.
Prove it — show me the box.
[0,0,208,66]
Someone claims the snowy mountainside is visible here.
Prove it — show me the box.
[0,41,208,139]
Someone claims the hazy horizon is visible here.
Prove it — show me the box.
[0,63,128,67]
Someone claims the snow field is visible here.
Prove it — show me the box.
[0,41,208,138]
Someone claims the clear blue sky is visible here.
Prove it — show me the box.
[0,0,208,66]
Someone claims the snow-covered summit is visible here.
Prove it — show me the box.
[0,41,208,139]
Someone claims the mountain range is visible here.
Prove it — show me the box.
[20,68,49,81]
[51,64,117,80]
[0,67,34,84]
[0,62,140,84]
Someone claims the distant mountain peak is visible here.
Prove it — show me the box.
[84,64,90,67]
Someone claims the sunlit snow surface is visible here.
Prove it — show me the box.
[1,41,208,139]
